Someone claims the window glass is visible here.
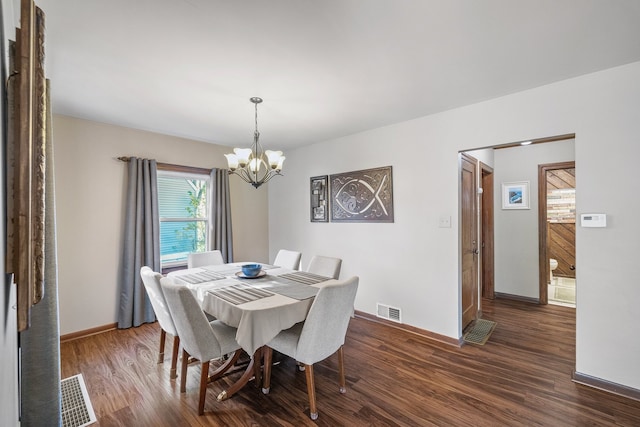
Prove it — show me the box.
[157,172,209,267]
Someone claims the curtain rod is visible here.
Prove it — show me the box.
[117,156,213,175]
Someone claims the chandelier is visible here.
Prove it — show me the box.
[224,97,285,189]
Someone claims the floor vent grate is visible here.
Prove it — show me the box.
[463,319,497,345]
[376,303,401,323]
[61,374,97,427]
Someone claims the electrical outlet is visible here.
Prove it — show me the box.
[439,215,451,228]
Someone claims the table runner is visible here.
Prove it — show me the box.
[278,271,330,285]
[266,284,318,300]
[176,270,226,284]
[233,274,320,300]
[208,283,274,305]
[208,267,243,276]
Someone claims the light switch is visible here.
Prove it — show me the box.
[439,215,451,228]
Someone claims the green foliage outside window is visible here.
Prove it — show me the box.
[183,181,207,252]
[173,180,207,253]
[158,175,209,265]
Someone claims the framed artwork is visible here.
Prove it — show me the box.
[7,0,48,331]
[330,166,394,222]
[502,181,530,209]
[310,175,328,222]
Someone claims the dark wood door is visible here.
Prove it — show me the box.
[461,153,478,329]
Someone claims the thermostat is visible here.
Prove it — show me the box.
[580,213,606,228]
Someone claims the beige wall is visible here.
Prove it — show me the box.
[53,115,268,335]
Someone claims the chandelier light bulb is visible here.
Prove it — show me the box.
[224,153,239,171]
[233,148,252,167]
[265,150,283,169]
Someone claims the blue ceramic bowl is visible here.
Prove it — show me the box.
[241,264,262,277]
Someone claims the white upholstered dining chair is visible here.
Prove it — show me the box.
[187,250,225,268]
[160,277,244,415]
[306,255,342,279]
[262,276,359,420]
[273,249,302,270]
[140,266,181,379]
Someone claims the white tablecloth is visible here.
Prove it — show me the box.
[168,262,335,354]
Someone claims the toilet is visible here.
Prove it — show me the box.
[549,258,558,283]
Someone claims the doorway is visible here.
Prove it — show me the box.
[460,153,495,331]
[481,162,495,300]
[538,161,576,306]
[460,134,575,335]
[460,152,479,330]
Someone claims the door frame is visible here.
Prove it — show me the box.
[538,161,576,304]
[460,152,479,330]
[480,162,495,300]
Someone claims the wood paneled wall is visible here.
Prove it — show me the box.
[547,167,576,278]
[549,222,576,278]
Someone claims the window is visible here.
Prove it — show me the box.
[157,170,209,267]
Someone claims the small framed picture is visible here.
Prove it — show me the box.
[310,175,329,222]
[502,181,530,209]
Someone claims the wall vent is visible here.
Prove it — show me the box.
[376,303,401,323]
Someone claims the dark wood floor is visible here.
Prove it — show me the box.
[60,298,640,426]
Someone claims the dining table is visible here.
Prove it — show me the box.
[167,262,336,400]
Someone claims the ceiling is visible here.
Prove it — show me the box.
[31,0,640,150]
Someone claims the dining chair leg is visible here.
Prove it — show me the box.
[337,346,346,393]
[304,364,318,420]
[158,329,166,364]
[180,349,190,393]
[198,361,210,415]
[262,347,273,394]
[208,349,242,383]
[170,336,180,379]
[253,347,263,387]
[217,354,257,402]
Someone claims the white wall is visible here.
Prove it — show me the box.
[53,115,269,335]
[493,140,575,298]
[465,148,494,168]
[270,128,461,338]
[269,61,640,390]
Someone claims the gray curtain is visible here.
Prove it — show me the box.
[118,158,160,328]
[209,168,234,262]
[20,80,62,426]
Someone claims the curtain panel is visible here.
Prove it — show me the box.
[118,158,160,328]
[208,168,234,262]
[19,79,63,427]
